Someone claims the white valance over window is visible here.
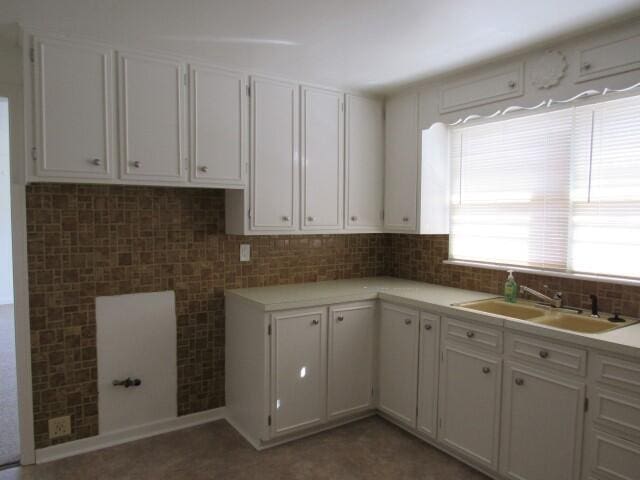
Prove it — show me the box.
[449,93,640,281]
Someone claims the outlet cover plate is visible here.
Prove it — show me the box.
[240,244,251,262]
[48,415,71,439]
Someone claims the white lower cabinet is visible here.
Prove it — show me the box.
[438,342,502,469]
[270,307,327,437]
[327,302,376,419]
[499,362,585,480]
[417,312,440,439]
[378,303,420,427]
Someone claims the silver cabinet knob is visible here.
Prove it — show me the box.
[336,316,344,322]
[282,216,290,222]
[350,216,358,222]
[482,367,491,374]
[404,318,412,325]
[508,80,517,89]
[133,161,141,168]
[199,166,209,173]
[91,158,102,166]
[307,216,314,222]
[424,324,432,330]
[539,350,549,359]
[515,378,524,386]
[311,319,319,325]
[466,331,475,338]
[402,216,409,222]
[582,62,592,71]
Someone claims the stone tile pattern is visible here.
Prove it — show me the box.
[387,234,640,318]
[26,184,386,448]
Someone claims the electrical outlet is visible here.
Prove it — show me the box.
[48,415,71,439]
[240,244,251,262]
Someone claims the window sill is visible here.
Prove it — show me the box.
[443,259,640,288]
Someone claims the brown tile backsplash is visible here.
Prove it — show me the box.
[26,184,639,449]
[386,234,640,318]
[26,184,386,448]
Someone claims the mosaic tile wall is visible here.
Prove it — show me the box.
[26,184,387,448]
[386,234,640,318]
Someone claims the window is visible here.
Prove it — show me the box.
[449,93,640,281]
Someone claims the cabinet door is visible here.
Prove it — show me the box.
[250,76,298,231]
[119,52,186,182]
[384,93,418,231]
[189,64,246,187]
[500,362,585,480]
[328,302,375,419]
[270,308,326,436]
[378,303,419,427]
[345,95,384,231]
[438,343,502,469]
[417,312,440,439]
[301,86,344,230]
[33,36,115,179]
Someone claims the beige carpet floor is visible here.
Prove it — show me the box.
[0,417,489,479]
[0,304,19,466]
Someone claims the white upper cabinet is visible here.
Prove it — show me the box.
[189,64,247,187]
[345,95,384,231]
[33,36,115,179]
[384,93,419,231]
[300,86,344,230]
[378,303,420,428]
[250,76,299,231]
[118,51,186,182]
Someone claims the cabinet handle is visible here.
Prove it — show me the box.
[282,216,290,222]
[91,158,102,166]
[133,161,141,169]
[424,324,432,331]
[404,318,412,325]
[508,80,517,89]
[311,319,319,325]
[307,216,314,222]
[539,350,549,359]
[336,316,344,322]
[402,216,409,222]
[482,367,491,374]
[466,331,475,338]
[199,166,209,173]
[350,216,358,222]
[515,378,524,386]
[582,62,592,71]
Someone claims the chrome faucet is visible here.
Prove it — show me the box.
[519,285,563,308]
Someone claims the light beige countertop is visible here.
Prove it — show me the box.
[226,276,640,359]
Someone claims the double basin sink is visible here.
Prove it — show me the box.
[455,298,637,334]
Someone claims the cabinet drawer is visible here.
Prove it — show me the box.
[443,317,502,352]
[593,388,640,440]
[592,354,640,395]
[587,429,640,480]
[505,333,586,377]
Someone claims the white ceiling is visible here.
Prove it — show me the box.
[1,0,639,93]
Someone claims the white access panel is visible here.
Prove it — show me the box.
[96,291,177,434]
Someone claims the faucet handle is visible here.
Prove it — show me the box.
[543,284,562,299]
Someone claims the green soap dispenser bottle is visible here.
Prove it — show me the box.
[504,270,518,303]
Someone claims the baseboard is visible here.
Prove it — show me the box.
[225,415,262,450]
[35,407,227,464]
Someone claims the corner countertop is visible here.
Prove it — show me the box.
[226,276,640,359]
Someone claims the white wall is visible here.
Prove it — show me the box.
[0,98,13,304]
[389,19,640,129]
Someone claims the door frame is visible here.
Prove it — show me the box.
[1,81,36,465]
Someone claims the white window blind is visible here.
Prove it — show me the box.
[449,92,640,280]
